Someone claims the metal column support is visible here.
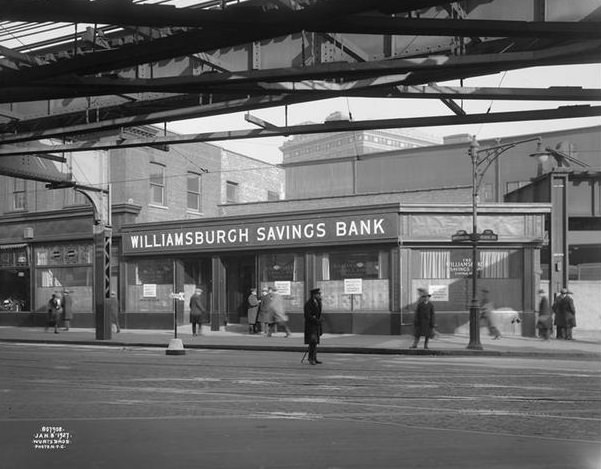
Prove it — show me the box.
[210,256,226,331]
[94,225,112,340]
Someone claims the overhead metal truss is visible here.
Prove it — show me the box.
[0,0,600,150]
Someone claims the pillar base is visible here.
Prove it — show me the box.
[165,338,186,356]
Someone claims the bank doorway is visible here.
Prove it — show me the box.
[223,255,255,325]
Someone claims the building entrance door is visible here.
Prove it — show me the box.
[182,258,212,325]
[224,255,256,325]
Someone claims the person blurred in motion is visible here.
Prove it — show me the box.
[61,290,73,331]
[479,288,501,339]
[536,289,552,340]
[270,286,292,338]
[108,291,121,333]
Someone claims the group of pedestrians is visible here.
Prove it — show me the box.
[46,290,120,334]
[409,285,579,349]
[536,288,577,340]
[247,286,292,337]
[409,286,503,350]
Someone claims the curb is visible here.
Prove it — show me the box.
[1,337,599,360]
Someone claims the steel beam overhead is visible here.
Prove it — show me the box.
[2,105,599,157]
[0,0,599,150]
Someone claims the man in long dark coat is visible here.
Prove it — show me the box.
[553,287,576,340]
[410,288,435,350]
[247,288,260,334]
[189,288,207,336]
[304,288,323,365]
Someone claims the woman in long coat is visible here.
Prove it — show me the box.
[410,288,435,349]
[304,288,323,364]
[247,288,260,334]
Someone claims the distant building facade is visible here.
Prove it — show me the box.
[279,123,601,331]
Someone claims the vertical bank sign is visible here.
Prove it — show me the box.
[122,212,398,254]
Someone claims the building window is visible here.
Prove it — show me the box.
[187,172,202,212]
[258,252,305,309]
[506,181,528,194]
[481,183,494,202]
[226,181,238,204]
[150,163,166,206]
[12,178,26,210]
[413,248,523,310]
[267,190,279,201]
[315,248,390,311]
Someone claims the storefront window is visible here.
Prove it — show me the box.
[34,243,93,314]
[412,248,523,311]
[0,245,30,311]
[126,258,174,312]
[316,248,390,311]
[259,253,304,309]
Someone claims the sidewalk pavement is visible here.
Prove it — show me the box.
[1,325,599,359]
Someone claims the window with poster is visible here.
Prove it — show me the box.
[412,248,523,310]
[258,252,304,309]
[126,258,174,312]
[316,248,390,311]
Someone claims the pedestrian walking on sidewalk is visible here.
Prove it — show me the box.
[46,293,62,334]
[108,291,121,333]
[304,288,323,365]
[264,286,277,337]
[189,288,207,336]
[536,289,552,340]
[271,286,292,337]
[258,287,270,335]
[479,288,501,339]
[61,290,73,331]
[247,288,260,334]
[410,288,435,349]
[553,288,576,340]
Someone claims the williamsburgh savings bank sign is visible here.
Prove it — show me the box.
[122,213,397,254]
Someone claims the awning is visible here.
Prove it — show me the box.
[0,244,27,250]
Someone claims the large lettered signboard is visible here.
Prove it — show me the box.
[122,212,398,255]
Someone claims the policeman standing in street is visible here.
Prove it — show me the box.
[304,288,323,365]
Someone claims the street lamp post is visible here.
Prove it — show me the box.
[468,138,482,350]
[464,136,542,350]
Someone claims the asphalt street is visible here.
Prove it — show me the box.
[1,343,600,469]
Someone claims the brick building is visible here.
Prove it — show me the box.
[0,129,283,325]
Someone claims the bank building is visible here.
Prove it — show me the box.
[1,123,599,336]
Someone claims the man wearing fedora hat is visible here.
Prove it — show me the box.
[553,288,576,340]
[410,288,435,350]
[304,288,323,365]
